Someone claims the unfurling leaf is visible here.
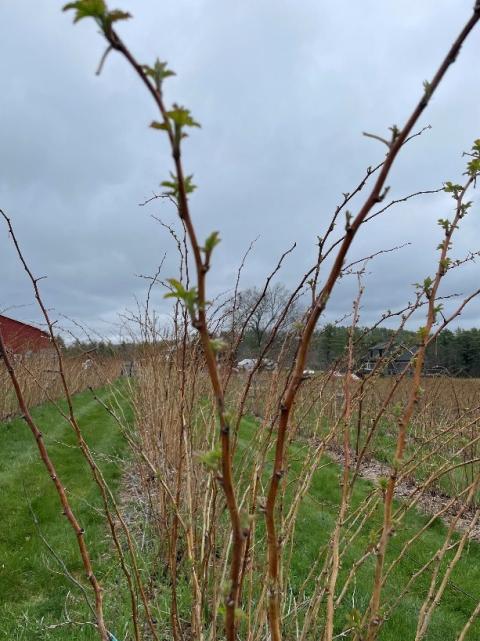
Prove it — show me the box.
[164,104,201,153]
[423,276,433,292]
[439,257,451,272]
[150,120,169,131]
[164,278,186,298]
[63,0,131,30]
[437,218,451,232]
[443,182,463,198]
[392,402,403,417]
[196,448,222,471]
[345,210,353,230]
[389,124,399,140]
[466,138,480,176]
[63,0,106,23]
[167,104,201,129]
[418,326,429,341]
[467,157,480,176]
[164,278,199,318]
[209,338,228,353]
[182,175,197,195]
[105,9,131,24]
[144,59,175,92]
[422,79,432,99]
[160,172,197,200]
[378,477,389,491]
[203,231,221,254]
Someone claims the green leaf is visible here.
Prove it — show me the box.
[467,157,480,176]
[443,182,463,198]
[167,104,201,129]
[389,124,399,140]
[63,0,106,23]
[164,278,187,298]
[209,338,227,353]
[460,201,472,213]
[183,175,197,194]
[150,120,169,131]
[203,231,221,254]
[196,448,222,471]
[392,402,403,417]
[433,303,443,321]
[63,0,131,34]
[418,326,429,341]
[63,1,130,31]
[161,179,178,193]
[144,59,175,92]
[105,9,131,24]
[164,279,199,317]
[160,172,197,199]
[378,476,389,490]
[423,276,433,293]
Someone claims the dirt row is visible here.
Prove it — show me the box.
[326,444,480,542]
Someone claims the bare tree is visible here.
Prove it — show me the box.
[236,283,299,353]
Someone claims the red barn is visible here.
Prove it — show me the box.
[0,315,51,355]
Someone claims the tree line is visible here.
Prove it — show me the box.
[232,285,480,376]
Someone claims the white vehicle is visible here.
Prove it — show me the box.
[236,358,276,372]
[237,358,256,371]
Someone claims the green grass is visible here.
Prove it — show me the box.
[0,385,133,641]
[237,417,480,640]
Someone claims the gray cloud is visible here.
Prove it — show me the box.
[1,0,480,338]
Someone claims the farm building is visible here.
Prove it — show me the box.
[0,315,52,356]
[359,341,418,377]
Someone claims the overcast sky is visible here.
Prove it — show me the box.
[1,1,480,340]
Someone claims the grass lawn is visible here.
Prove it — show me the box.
[0,385,133,641]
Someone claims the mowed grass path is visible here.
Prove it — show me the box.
[0,386,131,640]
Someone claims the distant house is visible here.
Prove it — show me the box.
[359,341,418,377]
[0,315,51,356]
